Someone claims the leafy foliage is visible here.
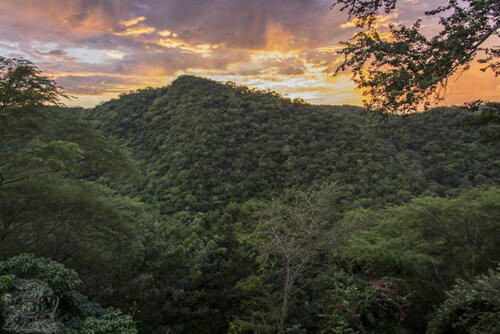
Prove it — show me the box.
[84,76,500,333]
[0,56,67,109]
[1,56,500,334]
[462,102,500,142]
[232,185,345,333]
[0,56,147,332]
[90,76,500,213]
[427,267,500,334]
[339,186,500,331]
[0,254,137,333]
[333,0,500,113]
[316,271,409,334]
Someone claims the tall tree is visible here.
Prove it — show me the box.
[0,56,66,109]
[0,56,134,187]
[0,56,71,187]
[0,57,148,322]
[332,0,500,114]
[233,184,346,333]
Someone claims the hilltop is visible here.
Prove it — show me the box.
[88,75,500,213]
[3,72,499,334]
[79,77,500,332]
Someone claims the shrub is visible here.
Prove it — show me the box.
[427,266,500,334]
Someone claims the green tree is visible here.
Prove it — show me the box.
[0,254,137,333]
[0,56,66,109]
[462,102,500,142]
[0,57,151,329]
[340,186,500,332]
[427,266,500,334]
[0,56,134,188]
[87,75,500,332]
[0,55,72,188]
[332,0,500,114]
[233,184,347,333]
[315,271,410,334]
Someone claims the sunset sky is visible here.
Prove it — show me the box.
[1,0,499,108]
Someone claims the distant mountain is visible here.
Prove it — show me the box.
[87,75,500,214]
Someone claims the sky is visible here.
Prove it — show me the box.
[0,0,498,108]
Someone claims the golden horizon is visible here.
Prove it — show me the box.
[1,0,498,108]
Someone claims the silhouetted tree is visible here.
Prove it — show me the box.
[0,56,67,109]
[333,0,500,114]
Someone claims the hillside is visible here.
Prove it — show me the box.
[89,75,500,213]
[2,73,499,334]
[79,77,500,333]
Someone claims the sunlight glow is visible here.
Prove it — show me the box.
[0,0,496,108]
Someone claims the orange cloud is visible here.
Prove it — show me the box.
[119,16,146,27]
[114,24,156,36]
[443,62,500,106]
[265,23,295,51]
[0,0,497,109]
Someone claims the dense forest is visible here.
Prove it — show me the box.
[1,73,500,333]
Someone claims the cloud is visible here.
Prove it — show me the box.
[33,49,78,62]
[56,74,137,95]
[0,0,497,107]
[119,16,146,27]
[114,24,156,36]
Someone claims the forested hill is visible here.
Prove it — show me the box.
[3,72,499,334]
[88,75,500,213]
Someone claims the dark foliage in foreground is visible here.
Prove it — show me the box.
[2,71,500,333]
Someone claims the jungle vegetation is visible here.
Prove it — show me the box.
[1,57,499,333]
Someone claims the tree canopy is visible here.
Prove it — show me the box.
[332,0,500,114]
[87,76,500,333]
[0,56,149,333]
[0,254,137,333]
[1,57,499,333]
[0,56,67,109]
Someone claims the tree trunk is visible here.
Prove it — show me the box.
[279,262,293,333]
